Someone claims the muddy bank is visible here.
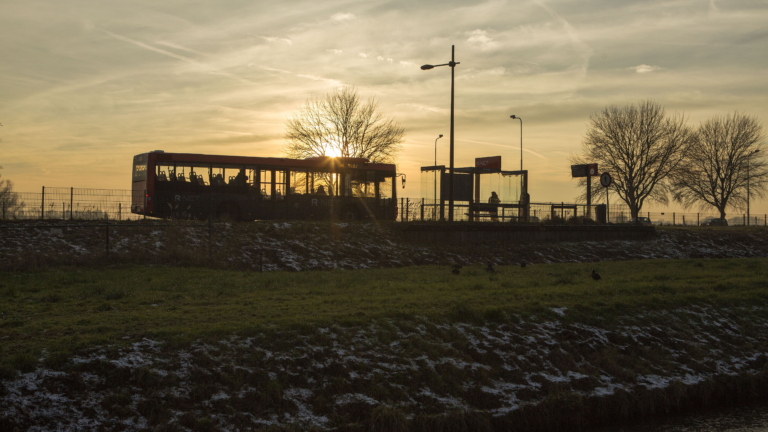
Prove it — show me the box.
[3,302,768,431]
[1,221,767,271]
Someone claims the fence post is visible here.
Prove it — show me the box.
[697,213,700,226]
[70,187,73,220]
[400,197,403,221]
[405,198,409,222]
[683,215,686,226]
[421,198,424,221]
[41,186,45,220]
[743,215,746,226]
[673,212,675,226]
[118,203,122,221]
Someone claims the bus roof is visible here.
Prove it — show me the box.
[143,152,396,172]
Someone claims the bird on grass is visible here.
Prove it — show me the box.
[486,263,495,274]
[591,269,601,281]
[451,264,462,275]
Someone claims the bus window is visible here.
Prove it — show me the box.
[188,165,209,186]
[156,163,173,182]
[211,167,226,186]
[378,178,392,199]
[133,154,148,182]
[260,170,272,199]
[290,171,308,195]
[275,171,287,199]
[351,171,376,197]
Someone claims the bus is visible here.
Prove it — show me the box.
[131,151,398,221]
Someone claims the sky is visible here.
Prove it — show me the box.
[1,0,768,214]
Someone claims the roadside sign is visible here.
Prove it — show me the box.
[475,156,501,171]
[600,172,612,188]
[571,163,599,178]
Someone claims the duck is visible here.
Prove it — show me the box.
[591,269,601,281]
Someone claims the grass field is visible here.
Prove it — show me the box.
[2,257,767,358]
[3,258,768,431]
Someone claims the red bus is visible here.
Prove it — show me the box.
[131,151,398,221]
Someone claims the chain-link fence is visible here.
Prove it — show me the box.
[2,187,143,220]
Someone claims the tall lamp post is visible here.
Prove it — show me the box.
[748,149,760,226]
[510,115,522,171]
[434,134,443,220]
[422,46,460,221]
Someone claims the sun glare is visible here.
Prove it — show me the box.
[327,148,342,158]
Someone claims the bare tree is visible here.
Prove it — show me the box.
[670,112,767,220]
[0,173,22,219]
[284,87,404,163]
[571,100,696,219]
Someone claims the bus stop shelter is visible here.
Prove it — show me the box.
[420,156,529,222]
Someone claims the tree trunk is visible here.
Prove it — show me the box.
[631,206,640,220]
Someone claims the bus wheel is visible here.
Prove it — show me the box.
[341,207,359,221]
[217,202,241,222]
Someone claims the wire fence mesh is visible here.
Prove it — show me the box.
[3,189,767,226]
[395,198,768,226]
[2,187,143,220]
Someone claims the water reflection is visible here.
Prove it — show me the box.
[601,402,768,432]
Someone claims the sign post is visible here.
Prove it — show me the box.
[571,164,598,219]
[600,172,612,223]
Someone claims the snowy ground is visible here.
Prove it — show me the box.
[1,221,768,271]
[2,304,768,431]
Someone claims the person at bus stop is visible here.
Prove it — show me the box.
[316,185,327,196]
[488,191,501,222]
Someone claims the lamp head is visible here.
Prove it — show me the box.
[420,64,434,70]
[510,115,517,119]
[439,134,444,138]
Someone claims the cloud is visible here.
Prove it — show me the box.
[331,12,355,21]
[387,58,393,63]
[260,36,292,45]
[359,53,367,58]
[632,64,660,74]
[399,61,414,67]
[377,56,384,61]
[327,49,343,54]
[466,29,499,51]
[99,28,257,85]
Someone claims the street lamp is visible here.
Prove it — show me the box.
[422,45,460,221]
[747,149,760,226]
[510,115,522,171]
[434,134,443,220]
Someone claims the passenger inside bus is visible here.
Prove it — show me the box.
[158,171,168,181]
[316,185,327,196]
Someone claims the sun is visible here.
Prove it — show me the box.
[326,147,342,158]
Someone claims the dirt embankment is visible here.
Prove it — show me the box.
[1,221,767,271]
[3,304,768,431]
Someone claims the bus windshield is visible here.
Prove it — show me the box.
[133,154,148,182]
